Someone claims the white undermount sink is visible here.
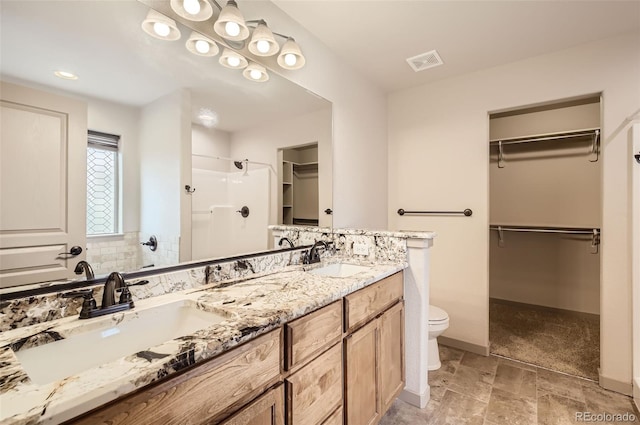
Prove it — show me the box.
[307,263,373,278]
[14,299,226,385]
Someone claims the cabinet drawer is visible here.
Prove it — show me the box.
[285,300,342,370]
[286,343,343,425]
[220,384,284,425]
[72,329,282,425]
[344,272,403,332]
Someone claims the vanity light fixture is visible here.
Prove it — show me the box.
[141,1,306,84]
[247,20,279,57]
[170,0,214,21]
[141,10,181,41]
[219,48,248,69]
[242,62,269,82]
[277,38,305,70]
[186,31,219,56]
[213,0,250,41]
[54,70,78,80]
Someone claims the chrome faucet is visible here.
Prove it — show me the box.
[305,240,329,264]
[73,260,94,280]
[278,237,295,248]
[102,272,126,308]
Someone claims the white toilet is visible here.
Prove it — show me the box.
[428,305,450,371]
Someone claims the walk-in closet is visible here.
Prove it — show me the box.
[488,97,602,380]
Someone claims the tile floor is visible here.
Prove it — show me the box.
[380,345,639,425]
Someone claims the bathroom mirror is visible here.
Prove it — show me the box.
[0,0,332,291]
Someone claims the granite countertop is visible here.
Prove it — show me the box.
[0,260,406,424]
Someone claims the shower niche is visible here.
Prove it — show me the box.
[278,143,319,226]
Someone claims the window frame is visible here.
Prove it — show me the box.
[86,130,121,236]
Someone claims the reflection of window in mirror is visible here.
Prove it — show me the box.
[279,143,319,226]
[86,130,120,236]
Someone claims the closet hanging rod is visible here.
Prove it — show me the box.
[398,209,473,216]
[488,128,599,146]
[489,225,599,235]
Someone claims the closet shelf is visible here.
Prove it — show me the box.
[489,224,601,253]
[490,128,600,168]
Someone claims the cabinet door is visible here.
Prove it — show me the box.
[0,81,87,287]
[344,320,380,425]
[286,343,342,425]
[221,384,284,425]
[379,302,405,414]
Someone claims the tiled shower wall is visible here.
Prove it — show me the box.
[86,232,142,275]
[86,232,180,275]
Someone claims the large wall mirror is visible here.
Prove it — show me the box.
[0,0,332,291]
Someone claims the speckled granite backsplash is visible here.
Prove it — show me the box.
[0,249,307,332]
[270,226,419,263]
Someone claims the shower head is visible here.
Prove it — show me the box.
[233,161,243,170]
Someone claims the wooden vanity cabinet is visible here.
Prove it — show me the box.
[68,271,405,425]
[343,272,405,425]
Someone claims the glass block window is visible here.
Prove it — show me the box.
[87,130,120,235]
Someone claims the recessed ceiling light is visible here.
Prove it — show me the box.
[54,70,78,80]
[198,108,218,128]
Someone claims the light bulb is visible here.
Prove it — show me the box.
[256,39,270,54]
[183,0,200,15]
[250,69,262,80]
[227,55,241,67]
[225,21,240,37]
[195,39,210,54]
[284,53,297,67]
[153,22,171,37]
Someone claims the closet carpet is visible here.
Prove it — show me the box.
[489,299,599,381]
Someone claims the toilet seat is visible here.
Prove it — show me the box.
[429,305,449,324]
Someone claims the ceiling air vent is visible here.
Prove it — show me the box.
[406,50,443,72]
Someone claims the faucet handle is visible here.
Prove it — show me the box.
[115,280,149,305]
[62,289,97,318]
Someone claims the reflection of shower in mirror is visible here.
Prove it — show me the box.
[191,167,270,260]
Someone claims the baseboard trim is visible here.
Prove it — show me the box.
[399,386,430,409]
[439,336,489,356]
[600,373,632,396]
[634,378,640,410]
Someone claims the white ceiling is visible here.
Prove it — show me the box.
[273,0,640,93]
[0,0,329,132]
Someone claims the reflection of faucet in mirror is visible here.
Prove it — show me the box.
[73,261,94,280]
[278,237,295,248]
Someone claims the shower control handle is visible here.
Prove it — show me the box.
[237,206,250,218]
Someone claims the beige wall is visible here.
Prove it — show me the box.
[388,32,640,389]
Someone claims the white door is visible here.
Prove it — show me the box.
[0,81,87,288]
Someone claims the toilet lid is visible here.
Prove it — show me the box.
[429,305,449,322]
